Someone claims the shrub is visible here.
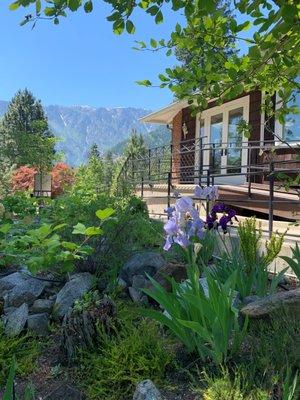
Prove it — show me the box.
[281,242,300,281]
[77,306,175,400]
[0,324,40,386]
[1,191,37,218]
[201,369,269,400]
[11,165,37,192]
[212,218,286,298]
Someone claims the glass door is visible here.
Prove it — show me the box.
[197,96,249,185]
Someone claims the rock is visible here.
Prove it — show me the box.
[0,272,27,296]
[4,276,46,308]
[132,274,148,290]
[128,286,148,305]
[117,277,127,288]
[27,313,49,336]
[146,262,187,292]
[133,379,162,400]
[5,303,28,336]
[53,273,94,319]
[31,298,54,314]
[242,295,260,306]
[119,252,165,286]
[240,288,300,319]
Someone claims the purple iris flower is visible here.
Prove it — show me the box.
[206,203,238,233]
[194,185,219,201]
[163,196,205,251]
[164,206,175,218]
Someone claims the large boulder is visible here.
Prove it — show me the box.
[4,303,28,337]
[53,273,94,319]
[133,380,162,400]
[120,252,165,286]
[240,288,300,319]
[146,262,187,292]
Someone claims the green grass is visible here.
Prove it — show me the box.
[76,302,176,400]
[0,324,41,387]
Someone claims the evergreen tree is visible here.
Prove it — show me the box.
[103,151,115,187]
[88,143,100,160]
[124,129,147,159]
[0,89,56,169]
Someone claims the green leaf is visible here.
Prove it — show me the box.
[84,1,93,13]
[85,226,103,236]
[136,79,152,86]
[52,223,67,232]
[150,38,157,48]
[3,358,16,400]
[44,7,56,17]
[113,19,125,35]
[155,10,163,24]
[54,17,59,25]
[107,12,120,22]
[68,0,81,12]
[95,208,115,220]
[0,223,12,234]
[36,0,41,13]
[147,5,159,16]
[126,20,135,34]
[72,222,87,235]
[9,1,20,11]
[166,49,172,56]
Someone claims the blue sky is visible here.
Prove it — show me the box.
[0,2,184,110]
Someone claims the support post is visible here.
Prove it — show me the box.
[141,176,144,199]
[268,160,274,238]
[148,149,151,182]
[206,169,210,219]
[167,172,171,209]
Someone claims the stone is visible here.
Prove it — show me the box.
[31,298,54,314]
[240,288,300,319]
[0,272,27,296]
[133,379,162,400]
[4,277,46,308]
[27,313,49,336]
[53,273,94,319]
[132,274,148,290]
[146,262,187,292]
[242,295,260,306]
[44,383,83,400]
[119,252,165,286]
[117,277,127,288]
[5,303,28,336]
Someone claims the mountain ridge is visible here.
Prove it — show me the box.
[0,100,170,165]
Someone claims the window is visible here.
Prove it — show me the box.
[283,90,300,141]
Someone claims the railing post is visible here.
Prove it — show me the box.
[148,148,151,182]
[206,169,210,219]
[268,160,274,238]
[141,176,144,199]
[167,171,171,209]
[198,137,203,186]
[248,146,252,198]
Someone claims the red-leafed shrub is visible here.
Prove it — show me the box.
[51,162,74,197]
[11,165,37,192]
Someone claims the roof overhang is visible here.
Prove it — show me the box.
[140,99,188,124]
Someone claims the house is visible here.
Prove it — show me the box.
[141,89,300,186]
[138,89,300,221]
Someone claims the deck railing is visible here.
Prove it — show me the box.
[118,139,300,235]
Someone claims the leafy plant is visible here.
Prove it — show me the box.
[213,218,287,298]
[281,243,300,281]
[282,367,299,400]
[0,207,115,274]
[143,264,247,365]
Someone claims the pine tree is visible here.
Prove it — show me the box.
[88,143,100,160]
[103,151,115,187]
[1,89,56,169]
[124,129,147,159]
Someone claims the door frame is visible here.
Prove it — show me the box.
[195,95,250,184]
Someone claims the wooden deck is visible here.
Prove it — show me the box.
[139,182,300,221]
